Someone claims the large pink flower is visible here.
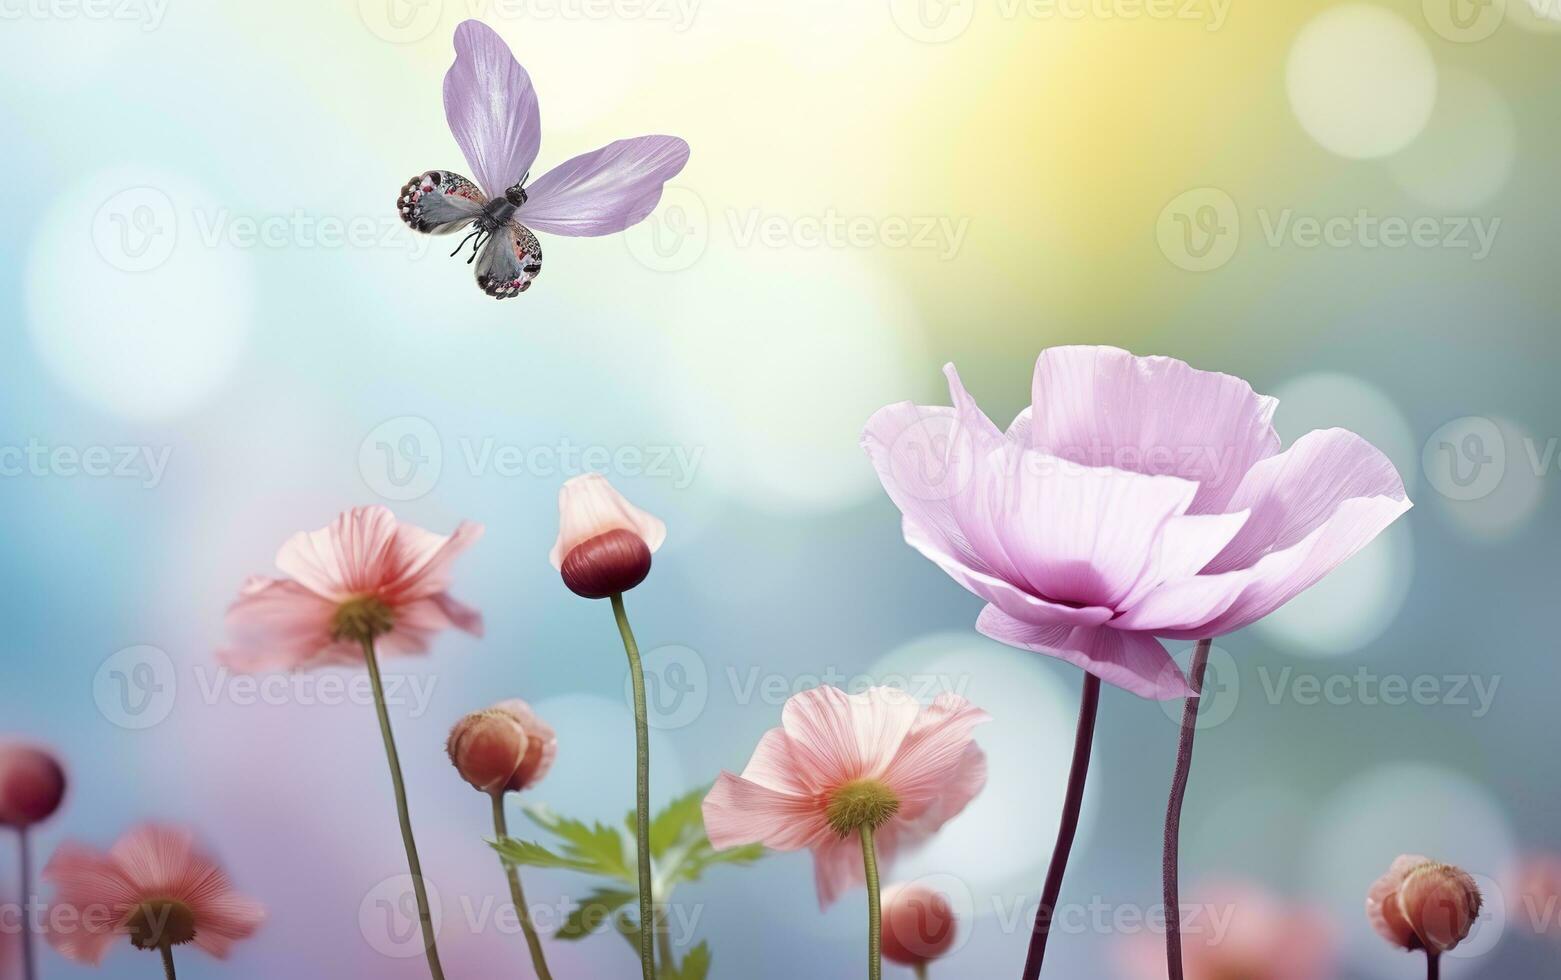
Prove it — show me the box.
[43,824,265,965]
[1117,880,1335,980]
[702,686,988,907]
[220,505,484,671]
[862,347,1410,699]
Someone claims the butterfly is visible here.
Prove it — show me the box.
[398,20,690,299]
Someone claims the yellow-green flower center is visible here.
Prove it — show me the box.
[826,779,901,838]
[125,899,197,950]
[331,595,395,644]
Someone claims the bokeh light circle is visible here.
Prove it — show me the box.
[528,693,688,824]
[1287,5,1437,160]
[26,171,255,421]
[1303,763,1514,979]
[1389,70,1516,210]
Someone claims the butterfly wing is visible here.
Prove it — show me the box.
[397,170,486,234]
[444,20,541,198]
[515,135,690,237]
[474,222,544,299]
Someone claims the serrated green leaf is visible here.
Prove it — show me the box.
[556,888,636,941]
[489,837,606,874]
[647,786,708,858]
[666,941,711,980]
[520,804,634,882]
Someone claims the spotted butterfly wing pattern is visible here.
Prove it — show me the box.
[474,223,544,298]
[397,170,486,233]
[403,20,689,300]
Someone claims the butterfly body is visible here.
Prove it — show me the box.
[400,20,688,300]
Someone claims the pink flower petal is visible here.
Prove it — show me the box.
[882,695,991,815]
[1023,346,1281,514]
[274,506,401,601]
[219,577,339,673]
[383,520,485,603]
[779,686,923,786]
[975,608,1192,700]
[701,771,829,852]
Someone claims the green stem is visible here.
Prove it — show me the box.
[611,593,656,980]
[861,825,882,980]
[158,942,177,980]
[18,827,36,980]
[491,792,555,980]
[360,638,446,980]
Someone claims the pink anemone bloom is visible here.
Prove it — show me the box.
[862,346,1410,699]
[43,824,265,965]
[1117,880,1335,980]
[220,505,484,671]
[702,686,988,907]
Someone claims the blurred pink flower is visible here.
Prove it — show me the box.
[0,742,66,829]
[1117,880,1335,980]
[219,505,483,671]
[1510,854,1561,939]
[862,347,1410,699]
[702,686,988,907]
[882,882,958,968]
[43,823,264,965]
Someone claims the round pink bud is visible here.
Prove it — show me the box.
[1511,854,1561,938]
[447,711,529,795]
[0,744,67,828]
[489,699,557,793]
[1367,855,1483,954]
[881,883,957,967]
[549,475,665,600]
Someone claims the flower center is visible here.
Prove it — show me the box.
[826,779,901,837]
[331,595,394,644]
[125,899,198,950]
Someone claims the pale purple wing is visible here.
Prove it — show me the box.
[516,136,690,236]
[443,20,541,198]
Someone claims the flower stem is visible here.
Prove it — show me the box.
[1427,952,1440,980]
[360,637,446,980]
[610,592,656,980]
[914,965,929,980]
[158,941,177,980]
[490,791,555,980]
[18,827,36,980]
[1163,638,1212,980]
[861,825,883,980]
[1022,672,1101,980]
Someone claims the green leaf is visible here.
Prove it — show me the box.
[556,888,636,941]
[489,838,604,874]
[664,941,712,980]
[520,805,634,882]
[647,786,708,858]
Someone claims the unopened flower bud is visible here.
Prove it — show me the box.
[1367,855,1483,954]
[550,475,666,599]
[882,883,957,967]
[0,744,66,828]
[490,699,557,793]
[447,710,529,795]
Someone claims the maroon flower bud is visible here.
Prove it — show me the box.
[1367,855,1483,955]
[882,882,957,968]
[447,711,529,795]
[0,744,67,828]
[549,475,665,600]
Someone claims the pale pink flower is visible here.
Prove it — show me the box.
[1367,855,1482,954]
[1117,880,1335,980]
[0,742,66,828]
[863,347,1410,699]
[43,824,264,965]
[220,505,483,671]
[702,686,988,907]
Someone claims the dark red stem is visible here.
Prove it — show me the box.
[1163,639,1212,980]
[1021,672,1102,980]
